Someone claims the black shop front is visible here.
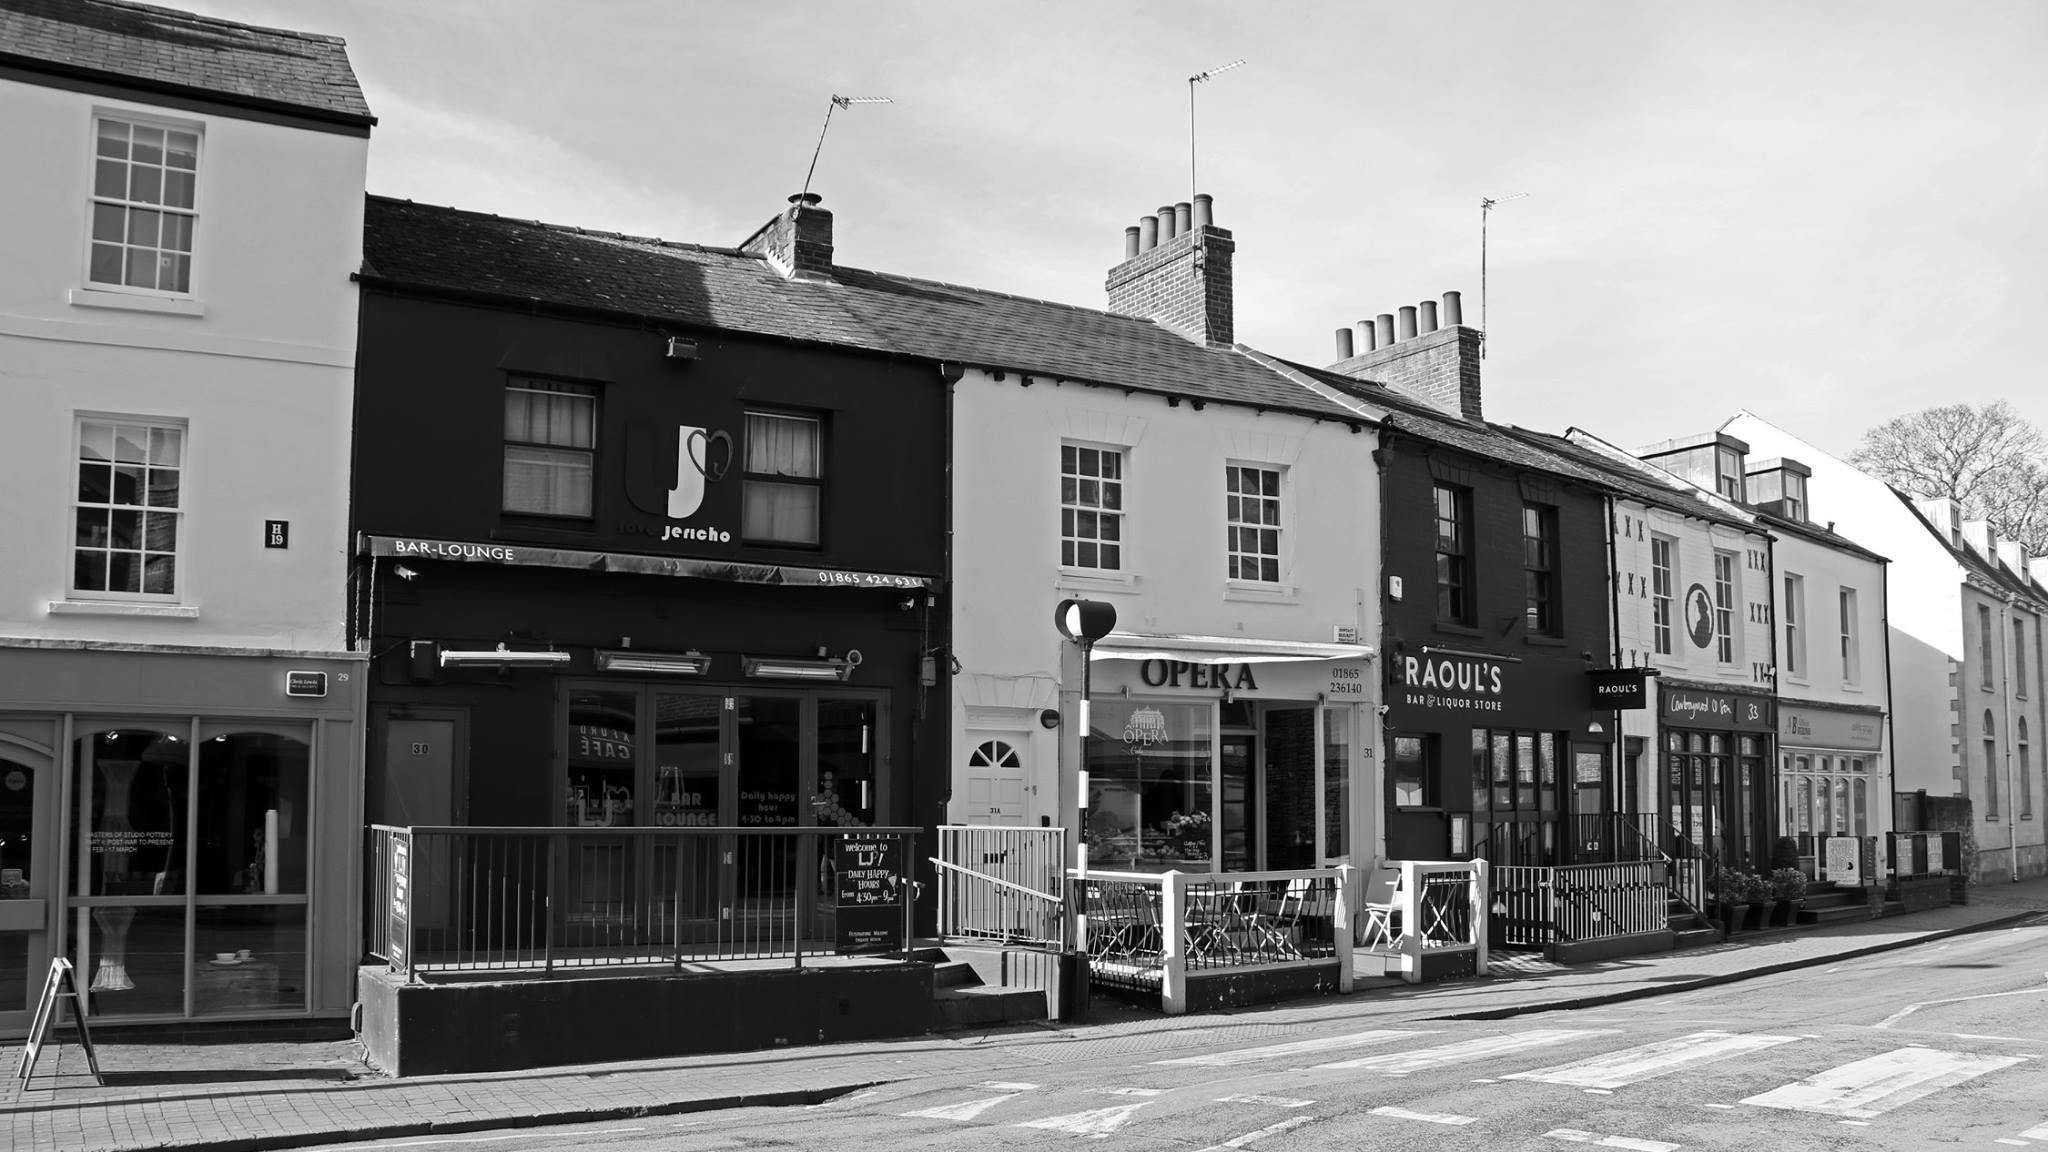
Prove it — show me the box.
[1656,682,1775,870]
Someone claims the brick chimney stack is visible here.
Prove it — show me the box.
[740,192,833,280]
[1326,291,1483,422]
[1105,192,1235,346]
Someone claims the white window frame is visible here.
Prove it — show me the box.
[1783,573,1806,678]
[1650,536,1675,656]
[742,409,825,547]
[70,413,187,603]
[85,112,202,299]
[1715,446,1744,502]
[1224,462,1284,585]
[1713,551,1737,665]
[1783,473,1806,521]
[1060,441,1126,574]
[2015,617,2028,699]
[1840,586,1861,686]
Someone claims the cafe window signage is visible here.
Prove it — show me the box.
[1661,686,1773,732]
[1137,660,1258,694]
[622,417,737,548]
[1396,653,1506,713]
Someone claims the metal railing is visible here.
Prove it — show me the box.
[1355,859,1490,984]
[367,824,919,979]
[1078,866,1355,1012]
[1492,860,1669,950]
[932,825,1066,947]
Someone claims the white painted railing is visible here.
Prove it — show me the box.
[1355,859,1490,985]
[933,825,1067,947]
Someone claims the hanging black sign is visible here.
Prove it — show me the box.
[1587,668,1650,710]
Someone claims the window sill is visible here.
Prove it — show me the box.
[69,288,206,317]
[1223,581,1298,605]
[48,600,199,619]
[1059,570,1136,592]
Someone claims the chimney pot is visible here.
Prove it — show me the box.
[1106,195,1235,345]
[1158,205,1179,240]
[1442,290,1464,327]
[1357,320,1376,352]
[1139,215,1159,251]
[1419,300,1439,333]
[1398,306,1418,341]
[1192,193,1214,229]
[1334,327,1355,360]
[1376,313,1395,348]
[1174,201,1192,235]
[1124,226,1140,259]
[787,192,823,207]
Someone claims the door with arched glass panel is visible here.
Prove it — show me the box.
[0,722,57,1034]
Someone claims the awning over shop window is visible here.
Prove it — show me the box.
[1088,632,1374,665]
[361,534,932,590]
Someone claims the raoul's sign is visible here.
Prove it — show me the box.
[1137,660,1258,693]
[1587,668,1649,710]
[1396,654,1506,713]
[623,417,737,548]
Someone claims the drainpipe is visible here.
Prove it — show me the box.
[1765,530,1780,864]
[2000,595,2019,879]
[1880,560,1900,841]
[1373,427,1395,868]
[1603,496,1625,836]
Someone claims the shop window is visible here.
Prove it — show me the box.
[0,755,33,897]
[1651,536,1675,655]
[744,411,824,546]
[1322,707,1351,859]
[1713,552,1736,664]
[1225,464,1282,583]
[195,731,309,896]
[1392,734,1435,808]
[1523,502,1559,636]
[1061,442,1124,572]
[1084,700,1213,871]
[503,378,596,518]
[1434,483,1473,624]
[566,690,637,827]
[88,117,199,294]
[75,727,188,899]
[73,417,183,598]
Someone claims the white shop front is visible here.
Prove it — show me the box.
[1081,635,1375,874]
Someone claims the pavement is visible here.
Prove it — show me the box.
[8,877,2045,1152]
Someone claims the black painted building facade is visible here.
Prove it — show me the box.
[351,197,950,933]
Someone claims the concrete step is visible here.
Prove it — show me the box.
[933,959,979,989]
[1671,925,1723,950]
[1797,901,1875,927]
[931,985,1048,1032]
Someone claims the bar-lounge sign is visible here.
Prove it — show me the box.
[1661,686,1773,732]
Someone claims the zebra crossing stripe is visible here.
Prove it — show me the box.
[1015,1101,1150,1136]
[1741,1047,2025,1119]
[1317,1029,1612,1073]
[1370,1106,1479,1126]
[1154,1030,1430,1066]
[2021,1120,2048,1139]
[1216,1094,1315,1108]
[1544,1129,1680,1151]
[1194,1116,1319,1150]
[1507,1031,1800,1089]
[905,1093,1024,1122]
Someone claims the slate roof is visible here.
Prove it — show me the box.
[1751,508,1888,564]
[358,197,1364,422]
[0,0,372,125]
[1497,425,1761,533]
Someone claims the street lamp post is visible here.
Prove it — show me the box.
[1053,598,1116,1020]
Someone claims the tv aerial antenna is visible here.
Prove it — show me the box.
[800,95,893,202]
[1480,191,1527,359]
[1188,59,1245,201]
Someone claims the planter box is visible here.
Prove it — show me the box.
[1895,875,1952,914]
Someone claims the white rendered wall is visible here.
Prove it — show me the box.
[0,77,367,652]
[1772,528,1894,842]
[951,369,1379,841]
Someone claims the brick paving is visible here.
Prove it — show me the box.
[7,879,2044,1152]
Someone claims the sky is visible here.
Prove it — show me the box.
[176,0,2048,460]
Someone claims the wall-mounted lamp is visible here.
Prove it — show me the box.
[665,336,698,361]
[743,655,854,681]
[596,649,711,676]
[393,564,419,581]
[439,643,571,669]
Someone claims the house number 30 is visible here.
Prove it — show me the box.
[410,742,430,755]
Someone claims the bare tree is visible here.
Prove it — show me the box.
[1851,401,2048,553]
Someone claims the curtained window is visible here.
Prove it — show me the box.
[743,411,822,545]
[503,378,596,517]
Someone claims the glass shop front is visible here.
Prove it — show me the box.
[1081,654,1370,873]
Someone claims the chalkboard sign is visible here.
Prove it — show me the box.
[16,958,101,1087]
[388,836,410,974]
[834,833,906,955]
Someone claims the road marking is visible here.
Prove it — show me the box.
[1016,1101,1150,1137]
[2019,1120,2048,1139]
[1370,1106,1478,1126]
[906,1093,1024,1122]
[1742,1047,2025,1118]
[979,1081,1040,1091]
[1194,1116,1319,1149]
[1508,1031,1801,1089]
[1154,1029,1429,1066]
[1701,1104,1735,1110]
[1093,1087,1167,1096]
[1584,1088,1614,1094]
[1316,1028,1612,1073]
[1217,1094,1314,1108]
[1995,1139,2029,1146]
[1839,1120,1871,1126]
[1875,978,2048,1029]
[1544,1128,1680,1151]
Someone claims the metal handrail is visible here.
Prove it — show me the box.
[930,856,1065,905]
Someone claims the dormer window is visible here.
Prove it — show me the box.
[1782,472,1806,521]
[1715,445,1745,502]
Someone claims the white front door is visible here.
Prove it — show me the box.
[962,735,1028,825]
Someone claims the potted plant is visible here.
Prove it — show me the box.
[1739,870,1773,930]
[1709,869,1748,936]
[1768,867,1807,926]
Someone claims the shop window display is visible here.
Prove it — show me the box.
[1084,700,1213,871]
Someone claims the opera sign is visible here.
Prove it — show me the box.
[1137,660,1259,693]
[1397,653,1506,714]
